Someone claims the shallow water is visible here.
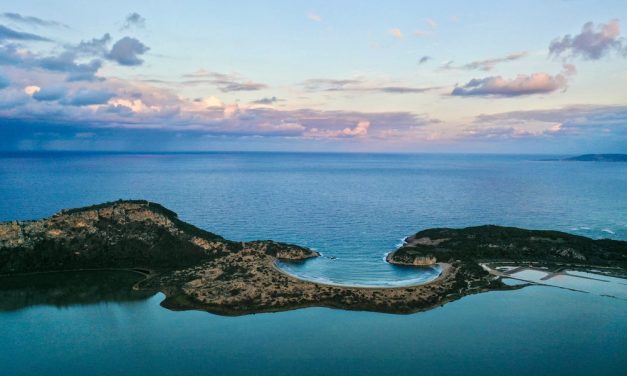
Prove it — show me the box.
[275,260,442,287]
[508,269,627,299]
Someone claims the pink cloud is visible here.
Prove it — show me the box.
[452,65,575,97]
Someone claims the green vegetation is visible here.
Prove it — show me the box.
[63,199,228,243]
[390,225,627,267]
[0,200,317,274]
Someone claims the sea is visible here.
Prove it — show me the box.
[0,152,625,375]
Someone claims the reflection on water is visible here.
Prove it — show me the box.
[0,271,155,311]
[1,286,625,376]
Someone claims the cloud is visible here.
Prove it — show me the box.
[302,78,437,94]
[106,37,149,66]
[389,28,403,39]
[302,78,361,91]
[425,18,437,29]
[192,96,223,109]
[2,12,68,28]
[282,110,432,140]
[71,34,112,56]
[38,52,103,81]
[0,34,113,81]
[0,66,433,142]
[61,89,115,106]
[0,88,29,109]
[215,81,266,92]
[347,120,370,136]
[0,24,50,41]
[0,55,450,152]
[23,34,144,78]
[444,52,528,71]
[476,105,627,128]
[461,105,627,145]
[0,43,23,65]
[23,85,40,95]
[451,66,574,97]
[377,86,434,94]
[0,75,9,89]
[0,43,103,81]
[454,51,528,71]
[0,32,143,77]
[122,12,146,29]
[31,86,68,101]
[305,120,370,138]
[460,126,533,140]
[252,96,281,105]
[182,71,267,92]
[549,19,626,60]
[307,12,322,22]
[418,56,431,64]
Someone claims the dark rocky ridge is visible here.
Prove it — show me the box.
[563,154,627,162]
[387,225,627,268]
[0,200,317,274]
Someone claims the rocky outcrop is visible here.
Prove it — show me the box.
[0,200,316,274]
[248,240,320,260]
[387,225,626,268]
[386,252,437,266]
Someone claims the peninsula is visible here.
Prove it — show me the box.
[1,200,625,315]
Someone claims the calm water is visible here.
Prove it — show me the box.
[1,152,626,285]
[0,283,625,376]
[0,152,626,375]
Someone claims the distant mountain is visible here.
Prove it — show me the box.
[563,154,627,162]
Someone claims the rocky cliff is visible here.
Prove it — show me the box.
[0,200,317,274]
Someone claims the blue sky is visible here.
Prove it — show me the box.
[0,0,626,152]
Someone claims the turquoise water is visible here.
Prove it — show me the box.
[276,260,442,287]
[0,152,626,375]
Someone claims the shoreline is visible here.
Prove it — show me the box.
[2,200,625,317]
[271,260,450,289]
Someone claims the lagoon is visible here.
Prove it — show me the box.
[0,275,625,376]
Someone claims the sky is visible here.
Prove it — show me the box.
[0,0,626,153]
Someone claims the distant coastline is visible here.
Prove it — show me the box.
[542,153,627,162]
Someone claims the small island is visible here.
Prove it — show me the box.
[1,200,625,315]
